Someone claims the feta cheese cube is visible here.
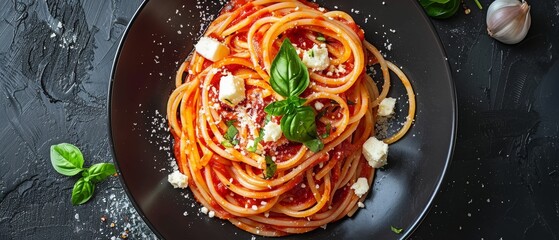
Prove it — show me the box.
[362,137,388,168]
[350,177,369,198]
[200,207,208,214]
[218,74,246,106]
[167,170,188,189]
[378,97,396,117]
[195,37,230,62]
[302,44,330,71]
[262,122,282,142]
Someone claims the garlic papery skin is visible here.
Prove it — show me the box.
[486,0,531,44]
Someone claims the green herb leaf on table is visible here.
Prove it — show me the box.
[391,226,404,234]
[50,143,85,176]
[84,163,116,183]
[50,143,116,205]
[71,177,95,205]
[269,38,309,98]
[263,155,277,179]
[418,0,460,19]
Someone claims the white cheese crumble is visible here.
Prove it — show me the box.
[314,101,324,110]
[200,207,208,214]
[218,74,246,107]
[167,170,188,189]
[262,121,282,142]
[357,202,365,208]
[362,137,388,168]
[378,97,396,116]
[351,177,369,198]
[194,37,230,61]
[302,44,330,71]
[208,210,215,218]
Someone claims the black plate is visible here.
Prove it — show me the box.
[109,0,456,239]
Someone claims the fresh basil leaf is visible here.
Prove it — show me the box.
[50,143,85,176]
[304,139,324,153]
[265,100,290,116]
[419,0,460,19]
[263,155,277,179]
[316,35,326,42]
[269,38,309,98]
[287,96,307,106]
[265,96,306,116]
[321,123,332,139]
[226,120,236,126]
[248,128,265,153]
[221,140,234,148]
[71,177,95,205]
[280,106,318,143]
[391,226,403,234]
[224,121,239,144]
[84,163,116,183]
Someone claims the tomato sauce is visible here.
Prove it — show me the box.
[284,28,315,50]
[270,142,303,163]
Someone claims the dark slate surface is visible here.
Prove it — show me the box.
[1,0,558,239]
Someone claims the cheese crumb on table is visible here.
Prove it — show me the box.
[218,74,246,107]
[378,97,396,116]
[362,137,388,168]
[351,177,369,198]
[194,36,230,61]
[200,207,208,214]
[167,170,188,189]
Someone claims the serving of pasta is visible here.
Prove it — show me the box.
[166,0,415,236]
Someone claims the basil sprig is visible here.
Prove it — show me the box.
[418,0,460,19]
[264,39,324,152]
[50,143,116,205]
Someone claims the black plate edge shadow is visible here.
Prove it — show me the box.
[107,1,458,239]
[107,0,165,239]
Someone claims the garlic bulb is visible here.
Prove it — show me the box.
[486,0,531,44]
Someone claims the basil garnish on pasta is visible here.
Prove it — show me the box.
[265,38,324,152]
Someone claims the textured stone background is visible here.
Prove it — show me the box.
[1,0,558,239]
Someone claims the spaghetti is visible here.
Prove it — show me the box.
[167,0,416,236]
